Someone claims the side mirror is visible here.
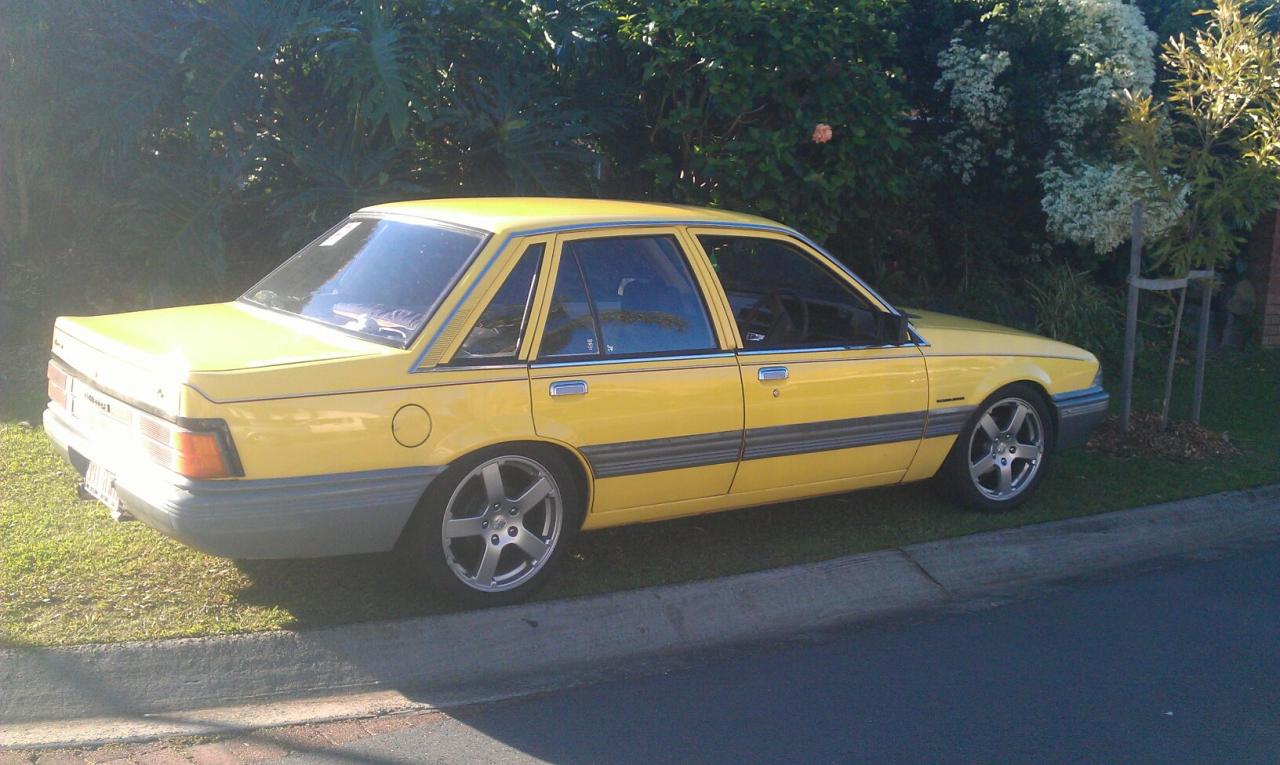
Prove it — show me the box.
[880,312,911,345]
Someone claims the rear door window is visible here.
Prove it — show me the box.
[539,235,717,359]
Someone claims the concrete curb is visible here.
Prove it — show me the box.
[3,483,1279,747]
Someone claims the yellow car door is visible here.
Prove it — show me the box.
[688,229,930,496]
[526,228,745,515]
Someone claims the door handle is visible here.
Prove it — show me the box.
[549,380,588,397]
[758,366,789,381]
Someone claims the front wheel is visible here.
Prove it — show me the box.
[939,385,1053,512]
[400,444,582,606]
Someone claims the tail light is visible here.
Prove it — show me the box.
[135,412,240,479]
[48,361,69,409]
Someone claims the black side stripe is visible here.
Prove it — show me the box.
[922,406,976,438]
[582,430,743,479]
[579,406,982,479]
[741,411,925,461]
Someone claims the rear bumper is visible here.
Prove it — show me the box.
[1052,386,1110,450]
[43,406,441,559]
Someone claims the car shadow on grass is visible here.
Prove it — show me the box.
[225,481,964,632]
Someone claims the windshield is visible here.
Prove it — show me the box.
[241,216,487,347]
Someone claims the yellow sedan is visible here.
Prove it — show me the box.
[44,198,1108,603]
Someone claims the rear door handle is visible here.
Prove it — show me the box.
[758,366,789,381]
[549,380,588,397]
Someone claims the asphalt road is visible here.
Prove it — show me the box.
[287,545,1280,765]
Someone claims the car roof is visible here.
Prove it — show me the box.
[358,197,786,235]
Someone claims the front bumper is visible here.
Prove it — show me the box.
[1052,386,1110,449]
[43,406,441,559]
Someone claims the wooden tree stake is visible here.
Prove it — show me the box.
[1191,276,1213,424]
[1120,202,1144,434]
[1159,285,1187,431]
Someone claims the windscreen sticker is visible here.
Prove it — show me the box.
[319,221,362,247]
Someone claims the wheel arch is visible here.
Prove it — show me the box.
[400,436,596,547]
[974,377,1057,443]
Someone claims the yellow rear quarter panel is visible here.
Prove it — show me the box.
[182,363,539,481]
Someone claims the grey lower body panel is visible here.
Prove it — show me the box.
[43,407,442,559]
[1053,386,1110,449]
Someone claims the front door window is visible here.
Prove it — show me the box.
[698,235,883,349]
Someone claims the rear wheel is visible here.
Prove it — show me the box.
[401,444,582,606]
[940,384,1052,512]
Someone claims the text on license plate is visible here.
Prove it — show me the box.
[84,462,121,513]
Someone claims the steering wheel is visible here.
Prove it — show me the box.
[739,289,810,346]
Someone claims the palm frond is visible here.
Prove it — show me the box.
[315,0,419,139]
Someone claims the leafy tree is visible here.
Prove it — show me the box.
[606,0,911,242]
[1121,0,1280,273]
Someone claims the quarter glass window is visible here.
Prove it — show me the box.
[455,244,544,362]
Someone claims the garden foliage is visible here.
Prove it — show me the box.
[1,0,1277,355]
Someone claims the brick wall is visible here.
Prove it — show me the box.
[1249,209,1280,348]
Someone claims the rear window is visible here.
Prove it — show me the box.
[242,216,487,347]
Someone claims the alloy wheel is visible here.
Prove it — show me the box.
[440,455,563,592]
[966,397,1045,501]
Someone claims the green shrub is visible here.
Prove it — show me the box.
[605,0,911,243]
[1027,265,1123,360]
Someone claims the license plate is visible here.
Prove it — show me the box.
[84,462,122,514]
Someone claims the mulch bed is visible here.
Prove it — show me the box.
[1086,411,1240,461]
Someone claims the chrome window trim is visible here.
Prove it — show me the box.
[348,211,491,235]
[736,342,922,356]
[923,352,1094,363]
[411,217,916,373]
[531,351,736,370]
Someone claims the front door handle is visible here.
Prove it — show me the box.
[758,366,789,382]
[549,380,588,397]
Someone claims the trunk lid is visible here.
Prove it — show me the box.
[52,302,395,415]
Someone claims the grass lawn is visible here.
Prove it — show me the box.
[2,347,1278,647]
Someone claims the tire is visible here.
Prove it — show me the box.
[399,443,583,606]
[938,383,1054,513]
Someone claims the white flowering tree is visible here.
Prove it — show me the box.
[934,0,1184,253]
